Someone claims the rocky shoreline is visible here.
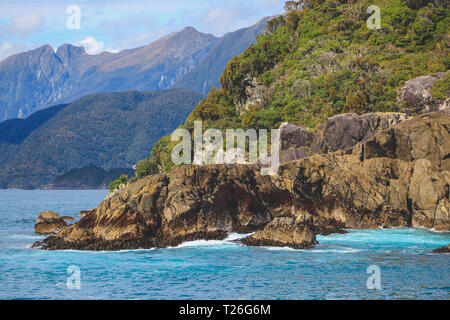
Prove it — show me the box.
[33,112,450,252]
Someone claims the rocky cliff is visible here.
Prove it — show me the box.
[36,112,450,250]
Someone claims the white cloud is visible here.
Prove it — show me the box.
[4,13,44,36]
[79,37,104,55]
[0,42,37,61]
[106,48,121,54]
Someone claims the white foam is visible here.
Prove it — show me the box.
[264,246,300,251]
[224,233,254,241]
[172,239,230,248]
[308,248,362,253]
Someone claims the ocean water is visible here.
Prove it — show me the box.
[0,189,449,300]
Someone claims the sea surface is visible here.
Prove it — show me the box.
[0,189,448,300]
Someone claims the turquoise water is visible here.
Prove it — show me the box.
[0,189,449,300]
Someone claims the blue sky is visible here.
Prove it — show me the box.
[0,0,285,60]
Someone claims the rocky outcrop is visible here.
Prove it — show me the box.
[280,112,406,163]
[398,72,449,114]
[38,165,292,250]
[79,209,96,217]
[34,211,67,235]
[279,123,314,163]
[311,113,407,154]
[36,112,450,250]
[242,215,318,249]
[433,244,450,254]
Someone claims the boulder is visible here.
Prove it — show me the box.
[279,113,406,163]
[311,113,406,154]
[241,215,318,249]
[61,216,75,222]
[34,211,67,235]
[398,73,448,114]
[279,122,314,162]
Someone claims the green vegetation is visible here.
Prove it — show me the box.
[136,158,160,178]
[109,174,137,192]
[51,166,135,190]
[431,73,450,99]
[144,0,448,173]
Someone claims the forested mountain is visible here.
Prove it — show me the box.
[0,89,202,189]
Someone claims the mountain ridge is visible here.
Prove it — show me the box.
[0,20,267,120]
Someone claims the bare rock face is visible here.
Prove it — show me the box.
[280,113,406,163]
[279,123,314,163]
[36,112,450,250]
[398,73,449,114]
[34,211,67,235]
[242,215,318,249]
[311,113,406,154]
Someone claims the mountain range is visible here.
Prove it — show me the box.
[0,89,202,189]
[0,18,268,121]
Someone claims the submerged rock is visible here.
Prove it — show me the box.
[34,211,67,235]
[36,112,450,250]
[432,244,450,254]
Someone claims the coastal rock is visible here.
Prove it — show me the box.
[432,244,450,254]
[39,165,292,250]
[242,215,318,249]
[36,112,450,250]
[34,211,67,235]
[79,209,96,217]
[62,216,75,222]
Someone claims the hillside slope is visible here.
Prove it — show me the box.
[148,0,449,172]
[0,89,202,189]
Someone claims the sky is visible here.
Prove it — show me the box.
[0,0,286,61]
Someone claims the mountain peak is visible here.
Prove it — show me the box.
[56,44,86,56]
[56,44,86,62]
[169,26,217,40]
[182,26,198,32]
